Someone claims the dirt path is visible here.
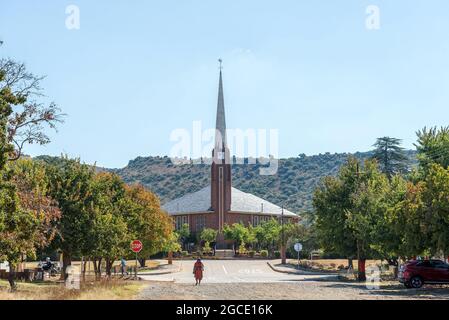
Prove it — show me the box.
[139,280,449,300]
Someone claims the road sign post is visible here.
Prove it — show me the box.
[294,243,303,269]
[130,240,143,279]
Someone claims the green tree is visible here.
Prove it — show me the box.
[420,164,449,258]
[163,231,182,253]
[253,219,281,256]
[45,156,95,278]
[313,157,359,267]
[415,126,449,173]
[345,160,390,280]
[223,223,251,249]
[88,172,129,277]
[200,228,218,244]
[372,137,408,178]
[176,223,190,250]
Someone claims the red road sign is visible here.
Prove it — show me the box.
[130,240,143,253]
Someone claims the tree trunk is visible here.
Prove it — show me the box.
[7,262,17,292]
[61,250,72,281]
[105,259,114,277]
[347,258,353,269]
[97,258,102,279]
[167,252,173,265]
[93,257,102,279]
[93,258,98,276]
[81,260,87,281]
[357,258,366,281]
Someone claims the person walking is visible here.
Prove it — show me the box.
[193,258,204,286]
[120,257,127,276]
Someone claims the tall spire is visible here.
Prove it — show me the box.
[215,59,227,148]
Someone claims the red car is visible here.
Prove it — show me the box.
[399,259,449,288]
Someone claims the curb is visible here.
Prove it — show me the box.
[138,264,182,276]
[266,261,338,276]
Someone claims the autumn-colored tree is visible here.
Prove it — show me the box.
[121,184,173,267]
[0,55,62,290]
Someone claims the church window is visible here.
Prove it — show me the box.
[175,215,188,231]
[195,215,206,231]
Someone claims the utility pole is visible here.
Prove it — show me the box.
[281,206,286,264]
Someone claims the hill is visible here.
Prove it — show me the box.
[110,150,417,214]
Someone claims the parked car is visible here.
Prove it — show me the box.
[398,259,449,288]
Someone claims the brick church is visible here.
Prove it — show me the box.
[163,64,298,247]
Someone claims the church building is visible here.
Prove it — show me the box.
[162,64,298,247]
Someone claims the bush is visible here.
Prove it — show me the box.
[181,251,189,257]
[248,250,255,258]
[274,251,281,259]
[260,250,268,258]
[238,243,246,255]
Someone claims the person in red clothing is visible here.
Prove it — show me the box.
[193,258,204,285]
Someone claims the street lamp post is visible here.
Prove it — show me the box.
[281,206,286,264]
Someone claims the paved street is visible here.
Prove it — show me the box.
[139,259,334,283]
[139,259,449,300]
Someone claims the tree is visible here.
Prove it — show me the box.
[415,126,449,173]
[345,160,390,280]
[45,156,95,279]
[253,219,281,256]
[284,222,316,258]
[163,232,182,253]
[88,172,129,277]
[388,180,428,259]
[223,223,251,250]
[176,223,190,250]
[313,157,359,267]
[372,137,408,178]
[0,56,63,289]
[200,228,218,245]
[420,164,449,258]
[0,58,63,161]
[0,159,60,290]
[121,184,173,267]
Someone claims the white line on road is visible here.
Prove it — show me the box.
[222,265,228,275]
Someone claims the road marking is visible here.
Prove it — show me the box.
[222,265,228,275]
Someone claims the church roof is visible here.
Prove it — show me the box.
[162,186,297,217]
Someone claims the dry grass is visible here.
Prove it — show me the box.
[23,260,159,270]
[0,278,145,300]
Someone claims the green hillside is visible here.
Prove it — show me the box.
[110,150,417,214]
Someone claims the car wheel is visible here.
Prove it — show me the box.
[410,276,423,288]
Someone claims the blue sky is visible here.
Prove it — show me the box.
[1,1,448,168]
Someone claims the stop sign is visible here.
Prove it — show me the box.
[130,240,143,253]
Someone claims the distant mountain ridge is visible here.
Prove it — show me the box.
[109,150,417,214]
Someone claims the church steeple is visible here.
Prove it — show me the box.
[215,59,227,148]
[211,60,232,234]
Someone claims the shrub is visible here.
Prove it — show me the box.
[274,251,281,259]
[260,250,268,258]
[181,251,189,257]
[248,250,255,258]
[238,243,247,255]
[203,241,212,254]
